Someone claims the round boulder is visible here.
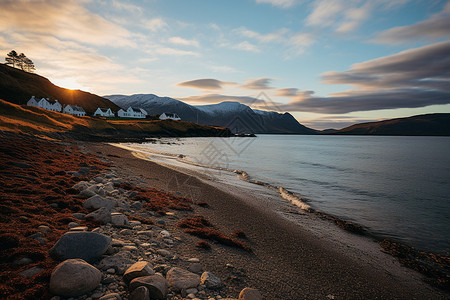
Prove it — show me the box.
[123,261,155,284]
[49,259,101,297]
[239,287,263,300]
[50,231,111,263]
[200,271,222,289]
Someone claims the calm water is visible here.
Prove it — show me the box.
[127,135,450,255]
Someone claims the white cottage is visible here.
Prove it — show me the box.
[63,105,86,116]
[117,107,146,119]
[94,107,114,117]
[27,96,62,112]
[27,96,39,107]
[159,112,181,121]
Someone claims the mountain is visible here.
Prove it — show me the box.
[332,113,450,136]
[0,64,119,114]
[105,94,316,134]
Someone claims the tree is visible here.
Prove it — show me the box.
[23,58,35,73]
[4,51,36,72]
[5,50,18,68]
[17,53,26,70]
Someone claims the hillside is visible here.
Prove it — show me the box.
[105,94,316,134]
[0,99,232,140]
[0,64,119,114]
[332,113,450,136]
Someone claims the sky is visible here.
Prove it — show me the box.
[1,0,449,129]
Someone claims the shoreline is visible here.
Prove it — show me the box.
[87,141,448,298]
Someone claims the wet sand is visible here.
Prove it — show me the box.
[86,142,447,299]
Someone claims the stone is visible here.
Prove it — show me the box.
[137,231,153,237]
[79,189,96,199]
[129,286,150,300]
[156,220,165,226]
[50,232,111,263]
[98,251,134,275]
[68,222,80,228]
[38,225,51,234]
[86,207,112,224]
[123,261,155,284]
[14,257,33,265]
[186,288,198,294]
[120,229,133,235]
[93,176,105,183]
[73,181,90,191]
[20,266,43,278]
[111,213,129,226]
[73,213,86,220]
[166,267,200,291]
[49,259,101,297]
[159,230,170,237]
[129,275,168,300]
[238,288,263,300]
[188,263,203,274]
[84,195,115,211]
[99,293,121,300]
[70,226,88,231]
[129,220,141,227]
[200,272,222,289]
[130,201,143,211]
[156,249,172,258]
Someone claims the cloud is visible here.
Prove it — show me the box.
[181,94,267,106]
[281,89,450,114]
[255,0,301,8]
[145,18,168,32]
[280,41,450,114]
[0,0,135,47]
[110,0,143,14]
[176,79,236,90]
[322,40,450,91]
[236,27,288,43]
[241,78,273,90]
[372,2,450,43]
[232,41,261,53]
[168,37,199,47]
[276,88,299,97]
[154,47,200,56]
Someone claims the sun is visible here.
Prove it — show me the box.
[51,77,86,91]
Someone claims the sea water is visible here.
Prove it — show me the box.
[123,135,450,255]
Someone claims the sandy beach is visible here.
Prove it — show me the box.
[85,141,448,299]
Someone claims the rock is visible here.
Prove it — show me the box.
[111,213,129,226]
[73,213,86,220]
[188,263,203,274]
[99,293,121,300]
[129,275,168,300]
[130,201,143,211]
[238,288,263,300]
[79,189,96,199]
[120,229,133,235]
[156,249,172,258]
[50,232,111,263]
[38,225,51,234]
[123,261,155,284]
[186,288,198,294]
[20,266,43,278]
[166,267,200,291]
[93,176,105,183]
[79,167,91,175]
[86,207,112,224]
[129,286,150,300]
[98,251,134,274]
[129,220,142,227]
[73,181,90,191]
[70,226,88,231]
[49,259,101,297]
[14,257,33,265]
[84,195,116,211]
[200,272,222,289]
[156,220,166,226]
[68,222,80,228]
[159,230,170,237]
[137,230,153,237]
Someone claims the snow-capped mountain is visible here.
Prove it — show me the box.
[104,94,316,134]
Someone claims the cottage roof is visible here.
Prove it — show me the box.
[131,107,142,113]
[72,105,85,112]
[98,108,108,113]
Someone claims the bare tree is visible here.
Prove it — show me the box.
[17,53,26,70]
[5,50,19,68]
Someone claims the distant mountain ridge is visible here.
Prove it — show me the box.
[0,63,119,114]
[105,94,316,134]
[331,113,450,136]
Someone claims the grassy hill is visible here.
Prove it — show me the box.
[332,113,450,136]
[0,99,232,140]
[0,64,119,114]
